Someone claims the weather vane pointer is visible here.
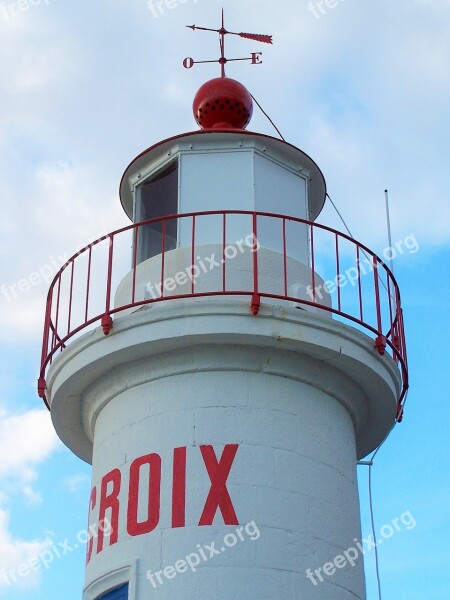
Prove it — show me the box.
[184,9,273,78]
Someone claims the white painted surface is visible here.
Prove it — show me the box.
[113,245,331,315]
[46,299,401,599]
[253,152,307,218]
[178,150,308,261]
[128,144,312,264]
[179,150,255,215]
[119,131,326,222]
[85,362,365,599]
[253,152,309,262]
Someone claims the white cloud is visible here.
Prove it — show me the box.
[0,409,60,592]
[0,508,53,593]
[0,160,124,343]
[64,473,91,494]
[0,409,60,487]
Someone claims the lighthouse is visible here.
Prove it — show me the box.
[38,13,408,600]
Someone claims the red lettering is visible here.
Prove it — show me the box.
[127,454,161,536]
[172,447,187,528]
[251,52,263,65]
[199,444,239,526]
[88,444,241,556]
[97,469,121,553]
[86,486,96,564]
[183,57,194,69]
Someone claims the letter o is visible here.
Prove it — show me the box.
[224,533,238,548]
[224,245,238,260]
[127,454,162,537]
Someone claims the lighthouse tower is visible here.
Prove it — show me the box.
[38,15,408,600]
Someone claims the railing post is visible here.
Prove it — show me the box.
[373,258,386,355]
[67,260,75,335]
[356,245,364,322]
[282,217,288,297]
[38,290,53,401]
[40,293,52,371]
[85,245,93,323]
[131,226,139,305]
[190,215,195,295]
[251,212,260,315]
[222,213,227,292]
[53,275,62,352]
[335,233,341,312]
[102,233,114,335]
[310,223,316,303]
[160,218,167,297]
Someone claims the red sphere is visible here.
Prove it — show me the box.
[193,78,253,130]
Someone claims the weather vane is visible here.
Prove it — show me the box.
[183,9,273,78]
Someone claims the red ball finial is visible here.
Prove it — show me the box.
[193,78,253,130]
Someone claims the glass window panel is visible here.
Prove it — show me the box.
[135,160,178,263]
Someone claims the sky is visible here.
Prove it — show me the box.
[0,0,449,598]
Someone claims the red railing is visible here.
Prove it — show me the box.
[38,211,408,418]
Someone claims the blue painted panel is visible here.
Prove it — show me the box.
[96,583,128,600]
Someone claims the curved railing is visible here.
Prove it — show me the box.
[38,211,408,418]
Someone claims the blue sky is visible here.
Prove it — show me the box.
[0,1,449,598]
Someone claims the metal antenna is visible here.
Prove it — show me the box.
[385,189,394,274]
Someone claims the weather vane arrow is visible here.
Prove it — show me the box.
[184,9,273,78]
[187,24,273,45]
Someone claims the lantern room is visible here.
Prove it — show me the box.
[120,128,327,262]
[115,127,329,310]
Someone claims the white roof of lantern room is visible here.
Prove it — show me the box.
[119,129,327,222]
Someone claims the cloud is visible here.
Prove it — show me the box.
[63,473,91,494]
[0,409,60,498]
[0,409,60,592]
[0,508,54,593]
[0,160,124,343]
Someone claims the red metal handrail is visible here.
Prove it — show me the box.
[37,210,408,417]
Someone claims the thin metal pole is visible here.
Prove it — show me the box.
[131,226,139,304]
[282,218,288,297]
[105,234,114,313]
[335,233,341,312]
[222,213,226,292]
[252,213,259,295]
[385,189,394,275]
[373,259,383,334]
[67,260,75,335]
[85,246,92,322]
[191,216,196,295]
[310,225,316,303]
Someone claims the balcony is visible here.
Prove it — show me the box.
[38,210,408,418]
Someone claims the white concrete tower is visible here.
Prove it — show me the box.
[38,16,408,600]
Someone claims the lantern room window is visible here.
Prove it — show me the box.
[134,159,178,263]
